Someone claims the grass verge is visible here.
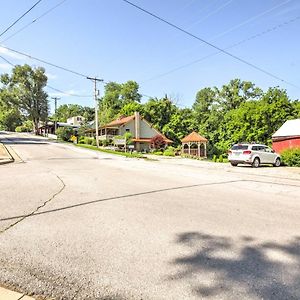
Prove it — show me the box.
[75,143,146,159]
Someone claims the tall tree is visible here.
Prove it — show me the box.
[54,104,94,122]
[0,64,49,134]
[98,80,141,125]
[218,79,262,111]
[143,96,177,131]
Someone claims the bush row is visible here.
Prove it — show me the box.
[281,148,300,167]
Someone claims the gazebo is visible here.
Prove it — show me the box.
[181,131,208,157]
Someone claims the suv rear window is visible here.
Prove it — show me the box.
[231,145,249,150]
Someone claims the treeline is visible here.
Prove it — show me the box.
[1,64,299,156]
[97,79,300,155]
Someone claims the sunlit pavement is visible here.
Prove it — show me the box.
[0,132,299,300]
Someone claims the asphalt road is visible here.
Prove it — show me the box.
[0,132,300,300]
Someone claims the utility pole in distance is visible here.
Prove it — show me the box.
[51,97,60,132]
[87,77,104,148]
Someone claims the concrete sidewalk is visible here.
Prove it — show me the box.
[0,286,35,300]
[0,143,14,165]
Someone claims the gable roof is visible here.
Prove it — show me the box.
[103,115,135,127]
[272,119,300,138]
[181,131,207,143]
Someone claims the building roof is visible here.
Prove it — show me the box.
[181,131,207,143]
[272,119,300,138]
[103,115,135,127]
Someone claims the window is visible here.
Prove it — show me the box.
[232,145,248,150]
[125,129,130,132]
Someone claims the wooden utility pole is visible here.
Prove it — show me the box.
[87,77,103,148]
[51,97,60,132]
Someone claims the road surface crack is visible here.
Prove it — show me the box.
[0,173,66,234]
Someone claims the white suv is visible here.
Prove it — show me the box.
[228,144,281,168]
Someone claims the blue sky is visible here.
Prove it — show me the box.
[0,0,299,113]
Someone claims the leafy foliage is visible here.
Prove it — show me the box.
[54,104,94,123]
[0,64,49,134]
[56,126,74,141]
[151,134,166,150]
[281,148,300,167]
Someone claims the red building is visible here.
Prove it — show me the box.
[272,119,300,153]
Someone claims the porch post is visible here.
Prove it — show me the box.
[204,142,207,157]
[188,142,191,155]
[198,142,200,157]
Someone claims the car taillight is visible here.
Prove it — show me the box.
[228,150,232,154]
[243,150,252,155]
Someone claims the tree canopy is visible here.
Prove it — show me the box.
[0,64,49,133]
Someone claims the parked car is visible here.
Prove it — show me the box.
[228,143,281,168]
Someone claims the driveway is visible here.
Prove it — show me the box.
[0,132,299,299]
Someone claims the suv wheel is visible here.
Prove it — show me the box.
[252,157,260,168]
[231,162,238,167]
[274,158,281,167]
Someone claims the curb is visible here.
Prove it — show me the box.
[0,143,14,165]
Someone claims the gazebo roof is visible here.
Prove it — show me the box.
[181,131,207,143]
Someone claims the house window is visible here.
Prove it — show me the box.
[125,129,130,132]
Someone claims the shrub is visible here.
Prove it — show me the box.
[150,134,166,150]
[78,136,85,144]
[153,151,163,155]
[56,127,74,141]
[92,139,97,146]
[219,155,224,163]
[281,148,300,167]
[83,137,94,145]
[163,148,175,156]
[15,126,25,132]
[212,155,217,162]
[102,139,109,147]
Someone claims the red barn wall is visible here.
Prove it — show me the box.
[272,137,300,153]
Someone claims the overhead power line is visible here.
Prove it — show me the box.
[142,15,300,84]
[1,0,68,43]
[121,0,300,89]
[211,0,292,41]
[0,0,43,38]
[0,55,92,98]
[0,44,89,78]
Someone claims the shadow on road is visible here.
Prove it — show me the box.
[169,232,300,299]
[2,137,48,145]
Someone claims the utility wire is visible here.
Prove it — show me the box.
[211,0,292,41]
[142,15,300,83]
[1,0,68,43]
[0,0,43,38]
[121,0,300,89]
[46,85,92,98]
[0,44,89,78]
[0,55,92,98]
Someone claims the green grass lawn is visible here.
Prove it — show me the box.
[75,143,146,158]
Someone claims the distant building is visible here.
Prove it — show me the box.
[87,112,172,151]
[67,116,85,126]
[38,116,84,136]
[272,119,300,153]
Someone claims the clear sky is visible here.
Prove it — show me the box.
[0,0,299,113]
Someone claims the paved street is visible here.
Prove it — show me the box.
[0,132,300,300]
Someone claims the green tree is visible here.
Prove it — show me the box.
[218,79,262,111]
[98,80,141,125]
[162,108,196,145]
[54,104,94,122]
[119,102,144,117]
[0,64,49,134]
[143,96,177,131]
